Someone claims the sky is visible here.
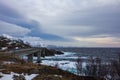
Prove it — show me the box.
[0,0,120,47]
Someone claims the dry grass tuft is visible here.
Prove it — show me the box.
[0,53,25,63]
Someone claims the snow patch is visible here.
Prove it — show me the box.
[1,34,13,39]
[0,72,38,80]
[1,47,8,50]
[3,61,15,64]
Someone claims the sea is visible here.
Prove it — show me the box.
[36,48,120,74]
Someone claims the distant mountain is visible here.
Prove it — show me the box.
[0,35,31,50]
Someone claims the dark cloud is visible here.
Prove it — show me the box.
[0,2,22,18]
[0,2,67,41]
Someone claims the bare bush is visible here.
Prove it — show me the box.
[54,63,59,68]
[76,54,120,80]
[76,57,82,75]
[108,55,120,80]
[85,57,103,77]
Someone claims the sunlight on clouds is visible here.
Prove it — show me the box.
[41,25,95,37]
[74,37,120,45]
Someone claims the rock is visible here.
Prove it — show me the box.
[0,75,3,78]
[56,51,64,55]
[13,75,26,80]
[34,48,64,57]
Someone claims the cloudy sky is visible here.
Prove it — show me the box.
[0,0,120,47]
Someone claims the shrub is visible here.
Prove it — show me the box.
[76,54,120,80]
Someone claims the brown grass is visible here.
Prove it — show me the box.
[0,53,26,63]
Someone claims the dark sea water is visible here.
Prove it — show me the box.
[53,47,120,61]
[41,47,120,74]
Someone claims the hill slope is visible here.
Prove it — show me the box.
[0,36,31,50]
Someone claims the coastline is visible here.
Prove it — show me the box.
[0,52,104,80]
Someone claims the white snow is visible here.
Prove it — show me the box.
[3,61,15,64]
[1,34,17,41]
[1,47,8,50]
[0,72,38,80]
[1,34,13,39]
[24,74,39,80]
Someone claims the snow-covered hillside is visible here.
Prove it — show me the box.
[0,35,31,50]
